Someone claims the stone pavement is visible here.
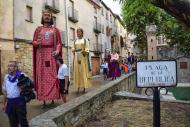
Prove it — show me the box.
[0,75,110,127]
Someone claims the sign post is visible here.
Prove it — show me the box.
[153,87,160,127]
[136,60,177,127]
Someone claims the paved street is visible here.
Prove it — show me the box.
[0,75,110,127]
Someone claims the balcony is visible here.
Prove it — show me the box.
[45,0,60,13]
[93,43,103,55]
[68,7,79,23]
[93,22,101,33]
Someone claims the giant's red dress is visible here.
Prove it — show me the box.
[32,25,62,100]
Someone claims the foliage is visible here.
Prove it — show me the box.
[169,87,190,101]
[121,0,190,56]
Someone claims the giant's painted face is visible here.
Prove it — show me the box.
[77,29,83,39]
[42,12,52,24]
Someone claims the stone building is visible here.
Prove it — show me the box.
[0,0,131,89]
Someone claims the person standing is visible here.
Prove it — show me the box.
[104,49,111,78]
[101,60,108,80]
[56,57,69,103]
[2,61,29,127]
[110,50,119,80]
[73,28,91,93]
[32,10,62,108]
[131,53,135,64]
[127,52,132,64]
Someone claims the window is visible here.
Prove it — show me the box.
[157,36,161,44]
[52,16,56,26]
[106,26,110,36]
[152,56,154,59]
[94,7,97,14]
[180,62,188,69]
[95,34,98,44]
[101,8,104,16]
[151,39,153,42]
[106,12,108,20]
[26,6,33,22]
[70,27,75,41]
[94,16,97,27]
[69,0,74,8]
[110,15,112,23]
[102,25,104,34]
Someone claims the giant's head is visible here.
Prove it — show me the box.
[77,28,84,39]
[41,9,53,25]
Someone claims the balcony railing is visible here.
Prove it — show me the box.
[68,7,79,23]
[93,22,101,33]
[45,0,60,13]
[93,43,103,54]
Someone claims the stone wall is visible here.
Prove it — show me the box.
[29,72,136,127]
[15,42,33,78]
[15,41,68,79]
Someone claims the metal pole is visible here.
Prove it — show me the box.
[153,87,160,127]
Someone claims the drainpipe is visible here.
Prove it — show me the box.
[13,0,15,50]
[64,0,71,79]
[100,9,103,60]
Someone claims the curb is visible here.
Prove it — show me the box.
[92,74,103,79]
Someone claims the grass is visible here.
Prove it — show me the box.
[168,87,190,101]
[85,99,190,127]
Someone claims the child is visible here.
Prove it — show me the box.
[56,57,69,103]
[101,61,108,80]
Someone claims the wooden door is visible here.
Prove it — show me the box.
[91,57,100,76]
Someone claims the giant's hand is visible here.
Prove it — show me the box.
[52,50,59,56]
[36,35,42,46]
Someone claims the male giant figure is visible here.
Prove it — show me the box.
[32,10,62,108]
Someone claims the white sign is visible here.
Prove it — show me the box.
[137,61,177,88]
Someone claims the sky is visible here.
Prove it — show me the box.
[102,0,121,15]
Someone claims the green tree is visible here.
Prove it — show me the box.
[121,0,190,56]
[114,0,190,30]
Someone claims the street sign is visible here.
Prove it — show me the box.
[136,60,177,127]
[136,60,177,88]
